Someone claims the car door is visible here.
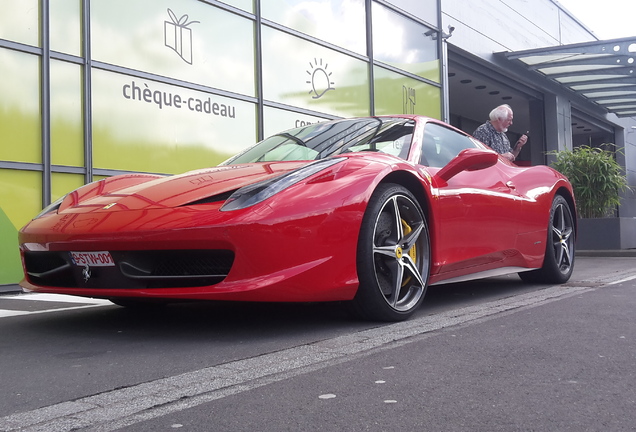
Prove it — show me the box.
[419,122,523,276]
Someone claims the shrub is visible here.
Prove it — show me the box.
[549,144,629,218]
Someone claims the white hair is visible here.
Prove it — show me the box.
[489,104,512,121]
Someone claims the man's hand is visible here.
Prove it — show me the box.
[515,134,528,150]
[512,133,528,159]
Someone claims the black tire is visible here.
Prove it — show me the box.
[519,195,575,284]
[350,183,430,321]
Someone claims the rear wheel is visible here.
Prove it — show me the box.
[351,183,430,321]
[520,195,575,284]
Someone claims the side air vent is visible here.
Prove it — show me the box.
[185,190,237,206]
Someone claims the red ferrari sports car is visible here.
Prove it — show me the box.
[18,115,576,321]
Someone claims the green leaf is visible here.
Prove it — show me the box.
[548,144,630,218]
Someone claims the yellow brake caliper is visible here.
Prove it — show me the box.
[401,219,417,286]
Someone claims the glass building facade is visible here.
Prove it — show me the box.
[0,0,442,285]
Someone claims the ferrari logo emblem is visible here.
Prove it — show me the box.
[395,246,403,259]
[82,265,91,283]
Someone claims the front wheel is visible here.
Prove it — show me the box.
[520,195,575,284]
[350,183,430,321]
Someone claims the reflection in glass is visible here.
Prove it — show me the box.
[219,0,253,13]
[224,117,415,164]
[421,122,479,167]
[0,49,41,163]
[373,66,441,118]
[261,27,369,117]
[0,169,42,282]
[91,0,255,96]
[50,0,81,55]
[0,169,42,223]
[92,69,256,173]
[51,60,84,167]
[262,106,329,139]
[52,173,85,202]
[0,0,39,46]
[385,0,438,26]
[262,0,366,55]
[372,2,439,82]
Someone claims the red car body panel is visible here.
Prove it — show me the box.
[427,162,570,282]
[18,116,575,304]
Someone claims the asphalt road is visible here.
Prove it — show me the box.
[1,256,635,431]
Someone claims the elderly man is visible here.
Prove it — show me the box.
[473,104,528,162]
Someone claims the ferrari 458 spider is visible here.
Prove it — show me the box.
[18,115,576,321]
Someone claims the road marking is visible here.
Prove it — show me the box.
[0,283,598,432]
[0,293,112,318]
[605,274,636,286]
[9,293,111,304]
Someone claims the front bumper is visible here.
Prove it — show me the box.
[19,200,364,302]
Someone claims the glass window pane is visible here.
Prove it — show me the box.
[421,122,478,167]
[262,27,370,117]
[92,69,256,173]
[372,2,439,82]
[220,0,253,13]
[384,0,438,25]
[227,117,415,164]
[374,66,441,118]
[51,60,84,167]
[52,172,85,201]
[0,169,42,284]
[0,0,40,46]
[262,106,330,138]
[91,0,255,96]
[50,0,81,55]
[262,0,366,55]
[0,49,41,163]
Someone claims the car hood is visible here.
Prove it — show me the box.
[59,161,309,213]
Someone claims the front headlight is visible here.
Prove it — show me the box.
[34,195,67,219]
[220,158,343,211]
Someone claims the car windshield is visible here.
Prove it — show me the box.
[221,117,415,165]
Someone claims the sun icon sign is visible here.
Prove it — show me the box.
[307,58,335,99]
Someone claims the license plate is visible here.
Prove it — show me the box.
[70,251,115,267]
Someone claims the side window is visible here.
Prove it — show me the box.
[345,122,414,159]
[368,127,413,159]
[420,123,478,167]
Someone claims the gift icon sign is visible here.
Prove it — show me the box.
[164,8,199,65]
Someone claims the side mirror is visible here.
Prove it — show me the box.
[434,148,498,182]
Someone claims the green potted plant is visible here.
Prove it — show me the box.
[549,144,633,250]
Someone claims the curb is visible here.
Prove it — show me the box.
[0,284,22,295]
[577,249,636,257]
